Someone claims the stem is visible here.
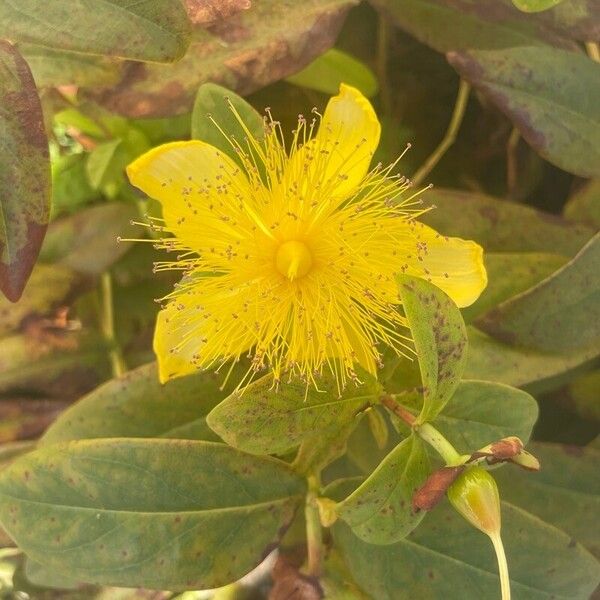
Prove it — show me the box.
[491,532,511,600]
[377,15,393,118]
[381,395,463,465]
[411,79,471,186]
[585,42,600,63]
[305,474,324,577]
[380,393,416,426]
[416,422,462,465]
[100,272,126,378]
[506,127,520,199]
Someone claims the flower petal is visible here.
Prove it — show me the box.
[286,84,381,203]
[153,303,200,383]
[127,140,253,246]
[404,222,487,308]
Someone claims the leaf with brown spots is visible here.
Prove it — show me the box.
[440,0,599,42]
[0,439,306,589]
[87,0,357,118]
[333,496,600,599]
[370,0,577,55]
[336,434,430,543]
[0,42,50,303]
[397,274,468,423]
[207,371,380,457]
[0,0,191,63]
[448,46,600,178]
[476,232,600,357]
[40,361,247,445]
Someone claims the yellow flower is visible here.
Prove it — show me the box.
[127,84,486,388]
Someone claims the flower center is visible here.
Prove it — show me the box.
[275,240,313,281]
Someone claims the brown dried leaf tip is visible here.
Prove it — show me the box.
[412,465,466,512]
[469,436,541,471]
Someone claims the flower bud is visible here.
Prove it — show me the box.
[447,466,501,536]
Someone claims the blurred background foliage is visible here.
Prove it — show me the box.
[0,0,598,598]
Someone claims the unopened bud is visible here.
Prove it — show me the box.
[447,467,501,536]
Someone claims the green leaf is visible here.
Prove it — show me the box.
[40,362,248,446]
[0,439,306,589]
[422,188,594,257]
[462,253,567,323]
[334,498,600,599]
[393,380,539,453]
[564,370,600,422]
[39,203,143,275]
[207,373,380,456]
[477,232,600,356]
[0,41,50,302]
[397,275,468,422]
[496,442,600,558]
[51,153,99,217]
[512,0,564,12]
[465,326,593,387]
[19,44,121,88]
[564,179,600,229]
[448,46,600,178]
[286,48,379,97]
[191,83,265,166]
[371,0,573,54]
[0,0,191,63]
[86,0,357,118]
[85,140,123,190]
[336,435,430,544]
[435,0,597,43]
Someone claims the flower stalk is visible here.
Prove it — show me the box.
[305,474,324,577]
[99,272,126,378]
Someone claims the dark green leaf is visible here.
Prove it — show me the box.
[422,188,594,256]
[0,439,305,589]
[477,232,600,356]
[286,48,379,97]
[87,0,357,118]
[370,0,574,53]
[336,435,430,543]
[40,362,247,446]
[448,46,600,178]
[435,0,597,42]
[496,442,600,558]
[465,326,593,387]
[334,500,600,599]
[0,41,50,302]
[207,373,379,456]
[0,0,191,63]
[462,253,567,323]
[398,275,468,422]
